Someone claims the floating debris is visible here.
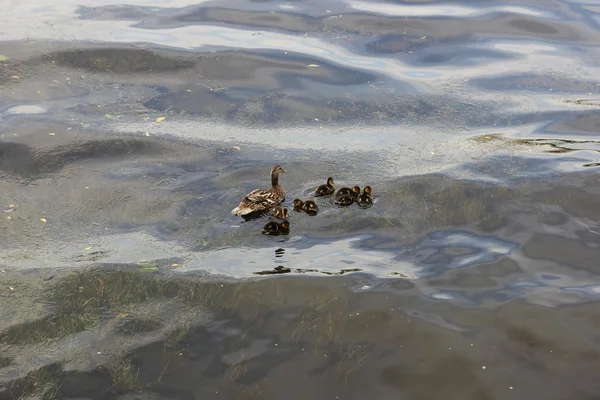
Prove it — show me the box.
[138,262,159,273]
[156,116,166,122]
[171,263,180,268]
[49,132,55,136]
[0,55,7,61]
[233,146,241,150]
[40,218,47,223]
[307,64,320,67]
[104,114,120,119]
[254,266,291,275]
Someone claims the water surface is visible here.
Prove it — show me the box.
[2,0,600,398]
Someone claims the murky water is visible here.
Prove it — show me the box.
[2,0,600,398]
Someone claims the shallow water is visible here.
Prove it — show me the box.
[2,0,600,398]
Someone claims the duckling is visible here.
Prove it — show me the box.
[315,177,334,197]
[335,185,361,200]
[231,165,286,219]
[357,186,373,208]
[262,220,290,236]
[335,194,354,207]
[351,186,361,200]
[293,199,319,216]
[270,206,289,219]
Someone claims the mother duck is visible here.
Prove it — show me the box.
[231,165,286,219]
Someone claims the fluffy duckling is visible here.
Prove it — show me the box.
[357,186,373,208]
[315,177,334,197]
[231,165,286,219]
[293,199,319,216]
[335,194,354,207]
[270,206,289,219]
[335,186,361,200]
[262,220,290,236]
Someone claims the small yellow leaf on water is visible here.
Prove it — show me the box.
[7,216,11,220]
[40,218,47,223]
[49,132,55,136]
[85,246,92,250]
[314,118,319,121]
[171,263,180,268]
[233,146,241,150]
[9,204,14,209]
[308,64,320,67]
[85,187,89,189]
[156,116,166,122]
[10,75,19,79]
[145,130,150,136]
[9,286,14,291]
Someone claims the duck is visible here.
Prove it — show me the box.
[315,177,334,197]
[293,199,319,216]
[357,186,373,208]
[262,220,290,236]
[270,206,289,219]
[335,194,354,207]
[231,165,286,219]
[335,186,361,200]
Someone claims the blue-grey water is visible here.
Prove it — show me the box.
[2,0,600,399]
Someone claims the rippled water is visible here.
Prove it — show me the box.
[2,0,600,398]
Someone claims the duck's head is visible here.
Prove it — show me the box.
[364,186,372,195]
[293,199,303,208]
[271,165,286,176]
[352,186,361,196]
[281,221,290,230]
[327,177,334,186]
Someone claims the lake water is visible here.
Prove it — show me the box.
[2,0,600,398]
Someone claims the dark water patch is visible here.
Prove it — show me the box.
[73,4,593,44]
[144,87,237,115]
[0,357,11,369]
[0,136,165,177]
[417,46,513,66]
[324,14,595,43]
[116,317,164,335]
[45,48,196,74]
[3,265,600,399]
[545,112,600,135]
[144,89,480,125]
[522,234,600,274]
[470,73,600,93]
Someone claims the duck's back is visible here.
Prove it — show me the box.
[231,187,284,216]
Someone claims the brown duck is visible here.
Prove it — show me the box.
[231,165,286,218]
